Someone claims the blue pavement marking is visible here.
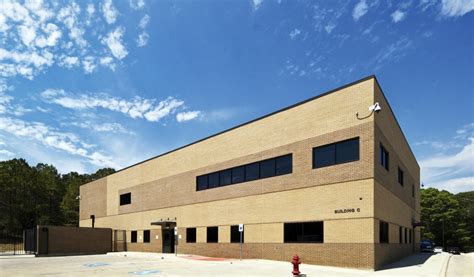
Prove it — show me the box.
[128,269,161,275]
[83,262,110,267]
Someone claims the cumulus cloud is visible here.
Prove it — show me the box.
[391,10,406,22]
[289,29,301,40]
[102,0,118,24]
[0,0,135,78]
[40,89,192,123]
[102,27,128,60]
[0,116,119,168]
[139,14,150,29]
[441,0,474,17]
[419,123,474,193]
[136,32,149,47]
[252,0,264,11]
[130,0,145,10]
[353,0,368,21]
[176,111,201,122]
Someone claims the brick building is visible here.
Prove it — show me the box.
[79,75,420,269]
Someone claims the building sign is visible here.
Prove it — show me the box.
[334,208,360,214]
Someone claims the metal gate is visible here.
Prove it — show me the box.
[0,229,37,255]
[113,230,127,252]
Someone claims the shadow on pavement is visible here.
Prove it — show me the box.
[377,253,434,271]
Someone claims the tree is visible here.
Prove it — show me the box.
[421,188,472,249]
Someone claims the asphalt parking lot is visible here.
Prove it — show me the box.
[0,252,472,276]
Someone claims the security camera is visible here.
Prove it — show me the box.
[369,102,381,113]
[75,195,81,200]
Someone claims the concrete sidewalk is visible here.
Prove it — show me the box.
[0,251,469,276]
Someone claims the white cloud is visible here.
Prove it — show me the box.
[289,29,301,40]
[0,149,15,159]
[441,0,474,17]
[420,137,474,193]
[324,23,336,34]
[18,25,37,47]
[144,98,184,122]
[0,116,119,168]
[87,4,95,16]
[136,32,149,47]
[430,176,474,193]
[70,121,132,134]
[102,27,128,60]
[35,23,62,48]
[99,56,115,71]
[139,14,150,29]
[130,0,145,10]
[391,10,406,22]
[176,111,201,122]
[252,0,264,11]
[353,0,368,21]
[102,0,118,24]
[41,89,189,123]
[82,56,96,73]
[59,56,79,68]
[372,38,413,70]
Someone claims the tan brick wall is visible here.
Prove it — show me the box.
[103,78,375,216]
[178,242,375,269]
[79,178,107,222]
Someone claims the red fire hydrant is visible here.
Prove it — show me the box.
[291,254,301,276]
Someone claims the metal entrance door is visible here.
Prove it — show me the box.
[113,230,127,252]
[162,228,175,253]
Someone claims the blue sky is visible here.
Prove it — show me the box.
[0,0,473,193]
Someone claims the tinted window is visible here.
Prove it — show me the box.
[260,159,276,178]
[207,226,218,243]
[143,230,150,243]
[208,172,219,188]
[284,221,323,243]
[120,193,131,206]
[219,169,232,186]
[404,228,408,244]
[196,153,293,191]
[131,230,137,243]
[412,184,415,197]
[245,163,259,181]
[380,144,389,170]
[336,138,359,163]
[379,221,388,243]
[313,144,335,168]
[230,225,244,243]
[197,175,208,191]
[186,228,196,243]
[398,167,404,186]
[275,154,292,175]
[231,166,245,184]
[399,226,402,243]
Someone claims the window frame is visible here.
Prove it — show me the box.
[379,221,389,243]
[312,137,360,169]
[380,144,389,171]
[283,221,324,243]
[206,226,218,243]
[398,167,404,186]
[120,192,131,206]
[186,228,196,243]
[143,230,150,243]
[230,225,244,243]
[196,154,292,191]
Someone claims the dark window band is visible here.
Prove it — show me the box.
[313,137,359,169]
[196,154,292,191]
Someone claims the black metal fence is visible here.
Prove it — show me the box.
[0,229,36,255]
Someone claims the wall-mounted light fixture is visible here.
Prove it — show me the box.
[356,102,381,120]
